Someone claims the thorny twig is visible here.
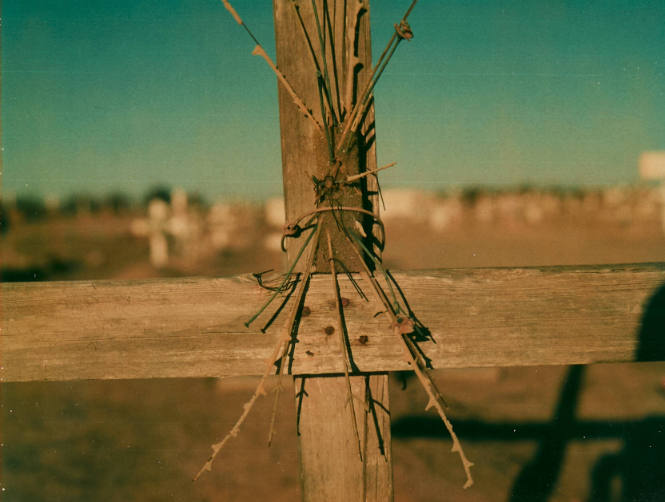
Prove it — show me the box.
[205,0,475,491]
[221,0,261,45]
[195,224,321,480]
[221,0,324,132]
[399,328,474,489]
[342,227,475,489]
[252,45,324,132]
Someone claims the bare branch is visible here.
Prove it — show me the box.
[196,223,322,480]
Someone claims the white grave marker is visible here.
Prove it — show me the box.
[168,188,192,258]
[130,199,170,267]
[263,197,286,251]
[639,151,665,233]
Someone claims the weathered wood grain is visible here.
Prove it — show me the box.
[3,263,664,383]
[295,374,393,502]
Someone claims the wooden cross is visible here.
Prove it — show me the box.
[270,2,398,498]
[3,2,665,501]
[130,198,171,267]
[131,189,200,267]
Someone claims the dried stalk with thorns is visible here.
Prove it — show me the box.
[197,0,474,492]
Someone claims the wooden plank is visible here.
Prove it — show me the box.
[3,263,664,383]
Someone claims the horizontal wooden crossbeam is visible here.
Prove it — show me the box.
[2,263,664,383]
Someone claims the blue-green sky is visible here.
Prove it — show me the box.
[3,0,664,200]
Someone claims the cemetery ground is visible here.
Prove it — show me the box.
[2,187,665,501]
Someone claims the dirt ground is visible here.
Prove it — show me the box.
[2,196,665,501]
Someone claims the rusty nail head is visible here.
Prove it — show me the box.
[341,297,350,307]
[358,335,369,345]
[302,306,311,317]
[324,325,335,335]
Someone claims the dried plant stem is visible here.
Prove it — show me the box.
[194,371,267,480]
[317,73,336,161]
[343,230,475,489]
[346,162,396,182]
[221,0,260,44]
[267,378,283,446]
[322,0,344,120]
[289,1,340,123]
[326,229,363,460]
[220,0,322,132]
[343,1,364,113]
[310,0,338,125]
[340,0,348,111]
[338,0,418,153]
[290,1,325,76]
[251,46,324,132]
[266,223,322,445]
[348,231,401,312]
[246,222,317,327]
[195,224,321,481]
[398,329,474,489]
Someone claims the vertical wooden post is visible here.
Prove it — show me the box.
[272,1,392,500]
[295,375,392,501]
